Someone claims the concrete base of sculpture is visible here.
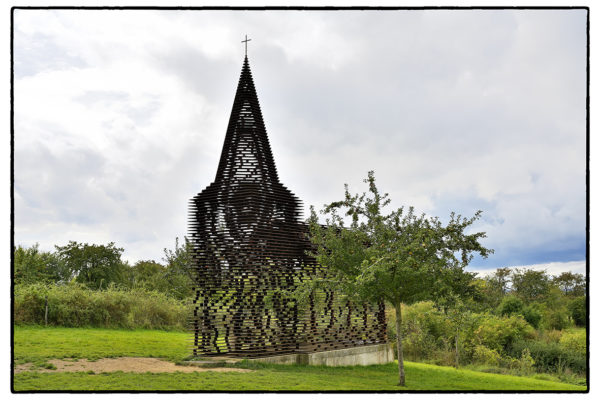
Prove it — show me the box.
[252,344,394,366]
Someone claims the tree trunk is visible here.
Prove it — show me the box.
[454,326,459,369]
[395,302,405,386]
[44,295,48,326]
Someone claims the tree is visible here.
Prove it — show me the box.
[128,260,169,292]
[54,241,126,289]
[497,295,524,317]
[484,267,512,308]
[468,278,501,312]
[568,296,586,327]
[553,272,585,297]
[522,303,543,329]
[13,244,64,284]
[511,269,551,303]
[162,237,193,300]
[307,171,493,386]
[489,267,511,295]
[436,294,472,369]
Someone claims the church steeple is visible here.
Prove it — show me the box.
[214,56,279,184]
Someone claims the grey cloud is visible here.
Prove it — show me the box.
[13,9,587,267]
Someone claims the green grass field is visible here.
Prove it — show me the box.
[13,326,586,392]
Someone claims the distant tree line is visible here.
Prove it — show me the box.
[12,239,586,328]
[13,238,193,300]
[474,267,586,328]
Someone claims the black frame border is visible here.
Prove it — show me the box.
[9,5,591,394]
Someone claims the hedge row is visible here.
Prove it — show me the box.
[14,283,189,330]
[508,339,586,375]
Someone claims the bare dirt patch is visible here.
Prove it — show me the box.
[15,357,252,374]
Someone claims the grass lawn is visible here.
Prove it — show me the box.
[13,326,189,364]
[13,326,586,392]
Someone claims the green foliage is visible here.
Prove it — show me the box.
[130,260,165,285]
[567,297,586,327]
[468,278,502,312]
[14,239,194,300]
[541,305,572,331]
[516,348,536,375]
[559,330,586,357]
[14,283,188,330]
[307,171,493,307]
[54,241,126,289]
[511,269,551,303]
[539,329,563,344]
[161,237,194,300]
[553,272,585,297]
[472,314,535,353]
[497,296,524,317]
[13,244,65,284]
[396,302,452,362]
[473,345,502,366]
[522,304,543,329]
[125,260,172,294]
[508,339,586,375]
[484,268,512,308]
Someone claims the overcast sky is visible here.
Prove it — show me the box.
[12,8,587,275]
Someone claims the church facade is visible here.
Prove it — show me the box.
[188,56,388,358]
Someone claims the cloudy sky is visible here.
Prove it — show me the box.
[12,8,587,275]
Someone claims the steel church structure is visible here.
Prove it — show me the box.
[188,55,387,358]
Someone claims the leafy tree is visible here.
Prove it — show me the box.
[511,269,551,303]
[307,171,493,386]
[541,305,572,331]
[162,237,193,300]
[469,278,501,312]
[488,267,511,293]
[13,244,64,284]
[553,272,585,297]
[128,260,169,292]
[437,295,472,368]
[497,295,524,317]
[567,296,586,327]
[54,241,126,289]
[522,304,543,329]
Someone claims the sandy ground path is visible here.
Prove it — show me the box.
[15,357,252,374]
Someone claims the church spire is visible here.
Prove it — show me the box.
[214,56,279,184]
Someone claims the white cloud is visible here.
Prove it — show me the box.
[468,260,586,278]
[13,9,587,267]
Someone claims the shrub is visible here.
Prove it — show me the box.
[472,314,535,353]
[542,306,572,331]
[473,345,502,366]
[539,329,563,344]
[14,283,189,330]
[497,296,524,316]
[388,302,452,361]
[559,330,586,357]
[522,304,543,329]
[517,348,536,375]
[509,339,586,375]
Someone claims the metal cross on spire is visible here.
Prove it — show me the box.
[241,35,251,57]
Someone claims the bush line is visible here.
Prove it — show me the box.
[14,283,189,331]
